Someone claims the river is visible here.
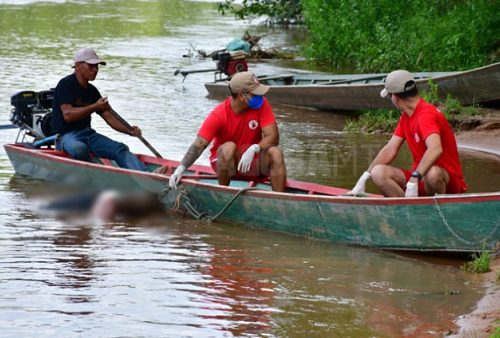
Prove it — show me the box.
[0,1,498,337]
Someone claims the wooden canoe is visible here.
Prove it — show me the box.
[4,143,499,253]
[204,62,500,111]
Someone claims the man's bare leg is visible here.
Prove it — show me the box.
[424,166,449,195]
[261,146,286,192]
[216,142,237,186]
[371,164,406,197]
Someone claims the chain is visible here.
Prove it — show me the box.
[433,195,474,245]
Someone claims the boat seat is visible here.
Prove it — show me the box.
[317,75,385,86]
[258,74,294,82]
[312,79,334,85]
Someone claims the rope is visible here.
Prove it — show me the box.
[169,186,207,220]
[206,187,260,222]
[158,185,171,199]
[160,184,260,222]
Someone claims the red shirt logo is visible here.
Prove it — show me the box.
[249,120,258,130]
[414,133,420,143]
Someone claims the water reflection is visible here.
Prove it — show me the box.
[197,232,482,337]
[0,176,487,337]
[199,246,275,335]
[53,225,95,293]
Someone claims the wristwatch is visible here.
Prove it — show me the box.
[411,170,423,180]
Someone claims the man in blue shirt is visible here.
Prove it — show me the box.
[51,48,147,171]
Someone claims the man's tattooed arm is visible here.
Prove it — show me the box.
[180,136,209,169]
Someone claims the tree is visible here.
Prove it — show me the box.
[217,0,302,27]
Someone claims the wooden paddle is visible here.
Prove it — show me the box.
[109,108,163,159]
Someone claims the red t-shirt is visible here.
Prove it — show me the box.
[394,98,466,191]
[198,97,276,162]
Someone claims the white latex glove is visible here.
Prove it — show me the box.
[346,171,371,196]
[238,144,260,173]
[405,181,419,198]
[169,165,185,189]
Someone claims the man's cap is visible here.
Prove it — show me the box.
[380,70,416,98]
[73,48,107,66]
[228,71,269,95]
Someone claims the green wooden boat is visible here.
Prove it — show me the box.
[5,143,499,253]
[205,62,500,111]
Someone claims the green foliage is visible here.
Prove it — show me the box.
[421,80,441,105]
[462,251,491,273]
[217,0,302,26]
[344,109,400,133]
[490,325,500,338]
[420,80,479,122]
[301,0,500,72]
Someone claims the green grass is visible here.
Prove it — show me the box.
[461,251,491,273]
[421,80,480,122]
[490,325,500,338]
[344,109,399,133]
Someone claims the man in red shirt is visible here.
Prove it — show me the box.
[158,71,287,192]
[348,70,466,197]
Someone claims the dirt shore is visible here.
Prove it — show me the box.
[455,110,500,157]
[448,110,500,337]
[449,258,499,337]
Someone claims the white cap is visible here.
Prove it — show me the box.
[380,70,416,98]
[74,48,106,65]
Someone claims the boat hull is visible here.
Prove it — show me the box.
[5,144,500,252]
[205,63,500,111]
[5,145,168,194]
[169,183,500,252]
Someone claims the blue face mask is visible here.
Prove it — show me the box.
[246,94,264,109]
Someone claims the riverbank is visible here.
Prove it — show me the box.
[449,257,499,337]
[449,110,500,337]
[455,109,500,157]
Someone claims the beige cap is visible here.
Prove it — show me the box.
[380,70,416,98]
[229,71,269,95]
[74,48,106,65]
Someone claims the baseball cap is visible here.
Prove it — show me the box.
[228,71,269,95]
[73,48,107,66]
[380,70,416,98]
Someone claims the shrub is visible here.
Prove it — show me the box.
[462,251,491,273]
[301,0,500,72]
[217,0,302,26]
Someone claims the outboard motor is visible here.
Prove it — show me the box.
[10,89,55,139]
[212,50,248,78]
[174,50,248,82]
